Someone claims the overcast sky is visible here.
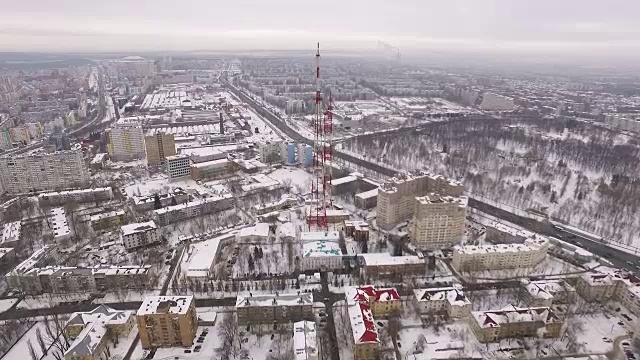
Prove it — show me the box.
[0,0,638,59]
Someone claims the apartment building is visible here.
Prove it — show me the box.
[409,193,468,250]
[413,285,471,318]
[137,296,198,349]
[90,210,127,232]
[469,305,563,343]
[38,187,113,206]
[121,221,161,251]
[190,158,230,180]
[294,321,318,360]
[575,269,640,316]
[259,141,284,163]
[107,121,146,161]
[7,263,151,295]
[131,188,189,212]
[358,252,425,279]
[523,279,577,307]
[145,132,176,166]
[0,150,88,193]
[64,305,135,360]
[344,220,370,242]
[165,154,191,179]
[152,194,234,225]
[235,293,313,329]
[377,172,464,230]
[345,286,402,360]
[452,236,549,272]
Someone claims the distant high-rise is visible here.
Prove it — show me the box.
[108,120,146,161]
[145,132,176,166]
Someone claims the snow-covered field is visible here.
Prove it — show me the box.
[0,298,18,313]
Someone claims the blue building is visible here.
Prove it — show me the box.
[287,143,296,164]
[303,145,313,167]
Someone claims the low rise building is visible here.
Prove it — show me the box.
[64,305,135,360]
[522,279,577,307]
[90,210,127,232]
[253,197,297,215]
[409,193,468,250]
[469,305,563,343]
[90,153,108,170]
[485,222,534,244]
[137,296,197,349]
[1,221,21,247]
[152,194,234,225]
[49,208,71,244]
[358,252,425,279]
[294,321,318,360]
[120,221,160,251]
[452,236,549,272]
[131,188,189,212]
[185,235,230,280]
[344,220,370,242]
[575,269,640,316]
[235,293,313,329]
[38,187,113,206]
[165,154,191,179]
[300,232,343,271]
[413,285,471,318]
[190,158,230,180]
[237,222,270,242]
[355,188,378,209]
[7,263,151,295]
[345,286,402,360]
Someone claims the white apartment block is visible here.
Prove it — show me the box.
[0,150,88,193]
[120,221,160,251]
[7,263,151,295]
[413,284,471,318]
[523,279,577,307]
[38,187,113,206]
[50,207,71,244]
[452,236,549,272]
[108,121,146,161]
[409,193,468,250]
[575,269,640,317]
[165,154,191,179]
[152,194,234,225]
[479,93,515,111]
[377,172,464,230]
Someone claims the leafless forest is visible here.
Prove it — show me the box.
[344,117,640,246]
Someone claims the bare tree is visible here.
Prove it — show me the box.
[28,339,38,360]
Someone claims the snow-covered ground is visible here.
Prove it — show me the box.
[0,298,18,313]
[3,321,63,360]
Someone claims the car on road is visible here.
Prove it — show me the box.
[184,350,191,353]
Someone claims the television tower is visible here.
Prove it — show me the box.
[307,43,334,230]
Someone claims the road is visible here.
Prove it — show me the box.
[314,271,345,360]
[223,80,640,275]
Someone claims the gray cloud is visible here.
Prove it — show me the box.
[0,0,638,57]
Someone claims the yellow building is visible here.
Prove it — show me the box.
[64,305,135,360]
[145,132,176,166]
[137,296,197,349]
[345,286,402,360]
[469,305,563,343]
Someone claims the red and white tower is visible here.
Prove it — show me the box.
[307,43,334,230]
